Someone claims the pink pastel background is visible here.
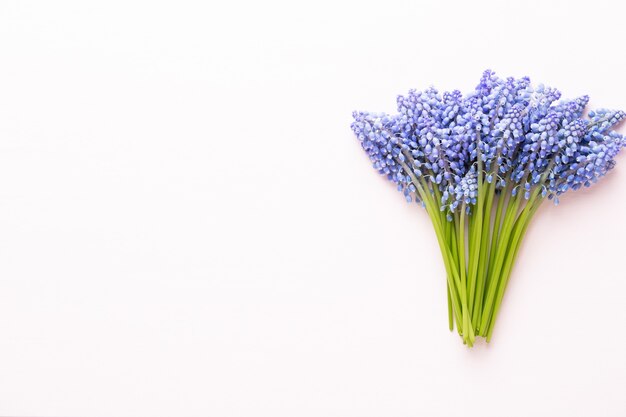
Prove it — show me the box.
[0,0,624,416]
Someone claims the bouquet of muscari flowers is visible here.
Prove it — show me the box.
[351,70,625,346]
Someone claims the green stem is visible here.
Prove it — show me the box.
[418,166,470,339]
[486,194,544,341]
[438,187,452,331]
[484,184,508,300]
[447,282,453,331]
[467,144,483,319]
[472,177,495,330]
[425,198,464,332]
[480,186,523,335]
[397,157,464,331]
[483,159,556,339]
[447,218,462,335]
[443,212,454,331]
[457,205,473,346]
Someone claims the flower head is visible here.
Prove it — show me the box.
[352,71,625,211]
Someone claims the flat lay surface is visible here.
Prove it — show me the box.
[0,0,625,416]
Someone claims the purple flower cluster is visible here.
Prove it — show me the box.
[350,71,625,345]
[351,70,625,213]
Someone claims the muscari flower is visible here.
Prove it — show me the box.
[350,71,625,346]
